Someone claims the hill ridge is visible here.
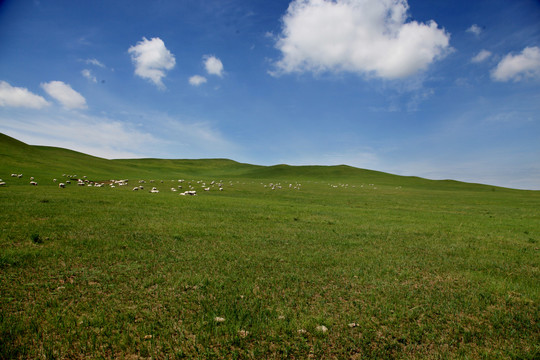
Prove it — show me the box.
[0,132,520,191]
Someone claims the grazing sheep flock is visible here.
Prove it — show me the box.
[1,172,385,195]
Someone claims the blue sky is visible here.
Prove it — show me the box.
[0,0,539,189]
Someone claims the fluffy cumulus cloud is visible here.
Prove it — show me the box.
[41,81,87,109]
[204,55,224,77]
[272,0,450,79]
[471,49,491,63]
[491,46,540,82]
[128,37,176,88]
[0,81,50,109]
[189,75,207,86]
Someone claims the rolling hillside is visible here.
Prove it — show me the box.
[0,132,519,191]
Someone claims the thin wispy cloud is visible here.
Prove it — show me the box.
[85,58,105,68]
[41,81,87,109]
[0,112,158,159]
[466,24,482,36]
[82,69,97,83]
[0,80,50,109]
[492,46,540,82]
[272,0,451,79]
[471,49,491,63]
[0,107,241,160]
[162,118,238,156]
[128,37,176,89]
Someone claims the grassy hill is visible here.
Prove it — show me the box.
[1,132,538,359]
[0,133,517,192]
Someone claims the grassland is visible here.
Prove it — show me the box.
[0,133,538,359]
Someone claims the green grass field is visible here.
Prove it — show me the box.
[1,133,538,359]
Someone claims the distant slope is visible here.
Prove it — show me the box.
[242,163,397,182]
[0,133,124,180]
[0,133,263,180]
[0,133,518,191]
[113,158,262,178]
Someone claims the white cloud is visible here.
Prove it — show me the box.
[41,81,87,110]
[0,81,50,109]
[128,37,176,89]
[491,46,540,82]
[189,75,207,86]
[272,0,450,79]
[0,113,158,159]
[85,58,105,68]
[82,69,97,83]
[471,49,491,63]
[0,107,241,160]
[466,24,482,36]
[204,55,224,77]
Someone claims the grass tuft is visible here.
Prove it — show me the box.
[30,233,43,244]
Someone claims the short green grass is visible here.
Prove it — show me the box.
[0,133,539,359]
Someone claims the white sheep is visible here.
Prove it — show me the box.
[30,181,37,186]
[59,183,65,188]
